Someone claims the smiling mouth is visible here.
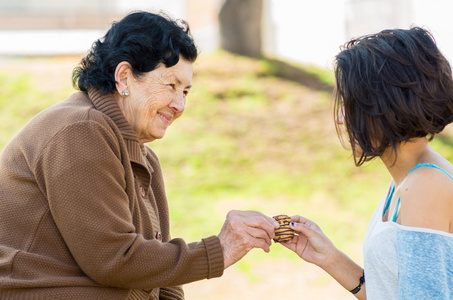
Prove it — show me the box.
[158,112,172,124]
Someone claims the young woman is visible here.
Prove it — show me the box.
[283,27,453,299]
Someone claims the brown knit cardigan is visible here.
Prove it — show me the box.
[0,90,224,300]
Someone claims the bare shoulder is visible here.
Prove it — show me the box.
[399,165,453,233]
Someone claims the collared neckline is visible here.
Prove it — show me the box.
[87,89,152,173]
[88,89,138,141]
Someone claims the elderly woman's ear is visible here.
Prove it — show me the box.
[114,61,133,96]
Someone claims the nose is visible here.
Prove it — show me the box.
[168,93,185,114]
[336,108,345,125]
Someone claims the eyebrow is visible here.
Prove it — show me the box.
[174,76,192,89]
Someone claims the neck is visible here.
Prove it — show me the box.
[380,137,433,186]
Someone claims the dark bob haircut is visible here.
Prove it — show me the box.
[334,27,453,166]
[72,11,198,94]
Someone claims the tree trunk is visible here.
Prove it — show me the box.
[218,0,263,58]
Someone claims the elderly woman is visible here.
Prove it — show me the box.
[0,11,277,299]
[282,27,453,299]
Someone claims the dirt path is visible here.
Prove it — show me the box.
[184,259,354,300]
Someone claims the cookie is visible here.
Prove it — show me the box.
[273,214,295,243]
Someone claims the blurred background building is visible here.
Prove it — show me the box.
[0,0,452,68]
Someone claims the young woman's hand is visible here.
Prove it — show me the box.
[281,216,366,299]
[281,215,336,268]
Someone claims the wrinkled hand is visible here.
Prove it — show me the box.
[281,215,336,269]
[218,210,279,269]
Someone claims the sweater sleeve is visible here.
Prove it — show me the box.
[397,229,453,299]
[34,120,224,289]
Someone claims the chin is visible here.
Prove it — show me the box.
[151,130,167,140]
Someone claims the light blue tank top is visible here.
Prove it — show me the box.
[383,163,453,221]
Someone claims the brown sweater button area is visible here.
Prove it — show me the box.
[273,214,295,243]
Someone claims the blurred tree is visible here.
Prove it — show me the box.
[218,0,263,58]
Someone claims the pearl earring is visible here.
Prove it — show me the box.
[122,89,130,96]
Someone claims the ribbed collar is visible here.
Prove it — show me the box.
[87,89,151,172]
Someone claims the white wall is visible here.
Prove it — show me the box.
[263,0,346,68]
[411,0,453,62]
[344,0,453,63]
[115,0,186,18]
[263,0,453,68]
[0,0,188,56]
[1,0,453,68]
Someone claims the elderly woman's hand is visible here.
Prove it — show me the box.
[218,210,279,269]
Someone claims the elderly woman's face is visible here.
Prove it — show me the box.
[118,58,193,144]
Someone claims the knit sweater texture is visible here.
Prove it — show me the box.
[0,90,224,299]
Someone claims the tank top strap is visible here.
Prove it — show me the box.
[383,184,395,217]
[391,163,453,221]
[409,163,453,180]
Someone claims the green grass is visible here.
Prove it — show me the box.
[2,52,453,274]
[0,68,72,147]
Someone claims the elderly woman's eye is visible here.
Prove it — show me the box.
[168,83,176,89]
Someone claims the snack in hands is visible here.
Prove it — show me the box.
[273,214,295,243]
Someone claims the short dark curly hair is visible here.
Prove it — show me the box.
[72,11,198,94]
[334,27,453,166]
